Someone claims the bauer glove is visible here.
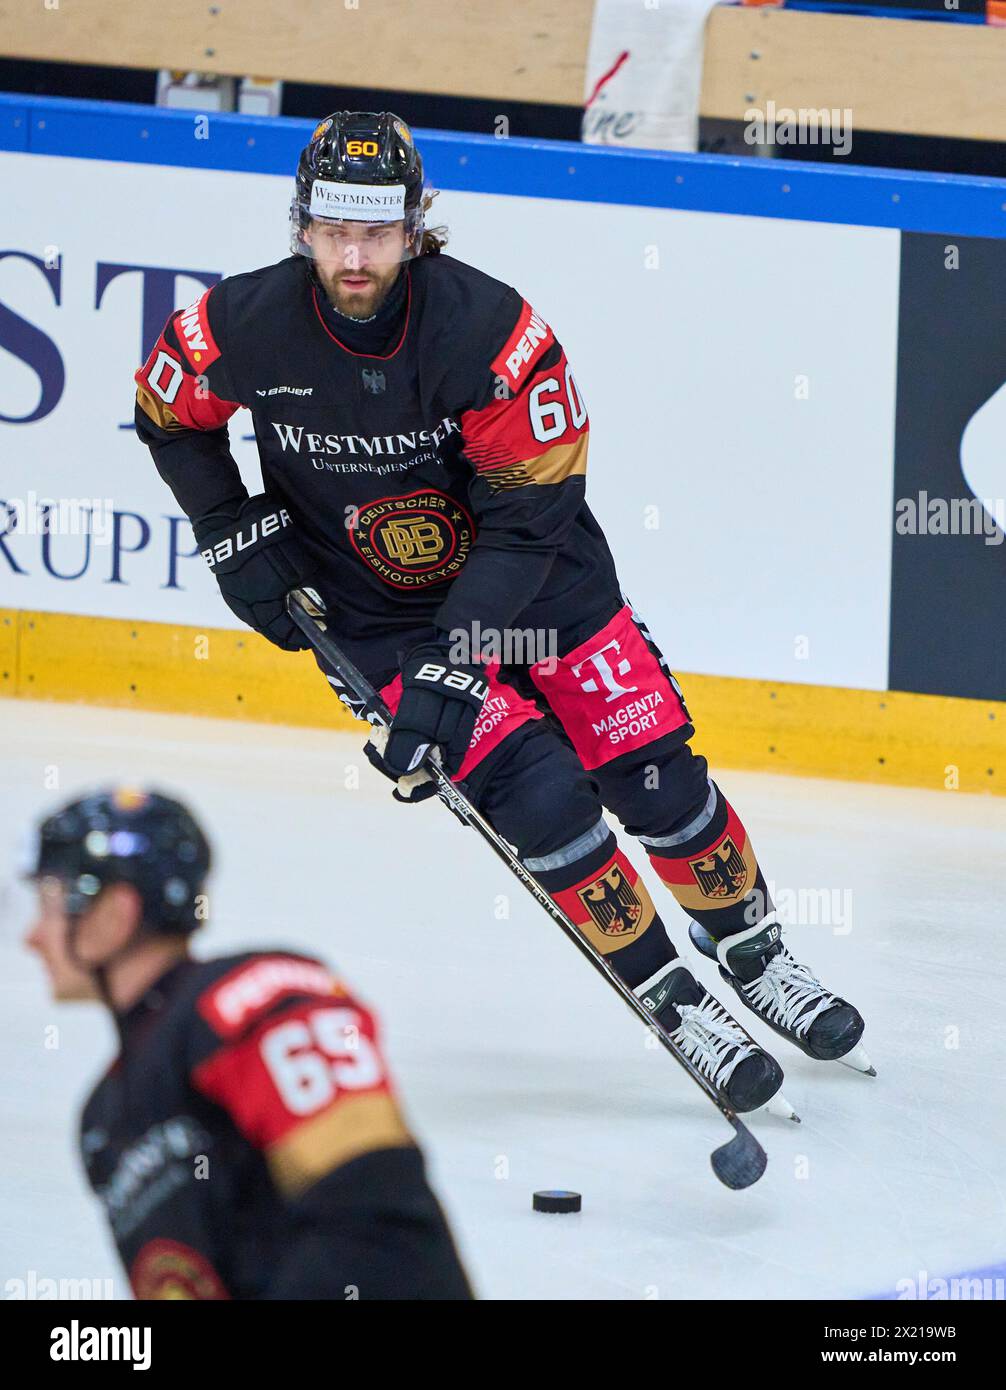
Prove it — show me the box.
[194,494,314,651]
[364,641,488,801]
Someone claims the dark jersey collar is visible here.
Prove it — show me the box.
[114,956,195,1043]
[312,262,409,357]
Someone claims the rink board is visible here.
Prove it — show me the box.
[3,607,1001,796]
[1,94,1004,788]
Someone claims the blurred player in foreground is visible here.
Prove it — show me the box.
[23,787,472,1301]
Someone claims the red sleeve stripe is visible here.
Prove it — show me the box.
[491,299,555,391]
[134,345,239,433]
[196,955,343,1040]
[175,289,221,371]
[190,997,392,1150]
[462,350,587,477]
[464,442,520,469]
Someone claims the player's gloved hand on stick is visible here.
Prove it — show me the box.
[365,641,489,802]
[365,725,441,803]
[194,494,315,650]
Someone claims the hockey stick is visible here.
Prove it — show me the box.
[286,588,767,1190]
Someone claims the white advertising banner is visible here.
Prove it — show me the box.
[0,151,900,689]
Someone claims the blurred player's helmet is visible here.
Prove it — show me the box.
[30,788,211,934]
[290,110,426,260]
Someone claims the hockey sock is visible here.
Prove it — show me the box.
[527,820,677,988]
[643,783,774,943]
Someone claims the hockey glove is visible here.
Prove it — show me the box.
[364,724,440,803]
[365,642,489,801]
[194,494,314,650]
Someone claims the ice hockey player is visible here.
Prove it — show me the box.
[134,111,871,1116]
[24,787,473,1300]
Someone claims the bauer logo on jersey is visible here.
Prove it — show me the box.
[689,837,748,900]
[576,865,643,937]
[310,179,406,222]
[349,490,474,590]
[491,300,556,390]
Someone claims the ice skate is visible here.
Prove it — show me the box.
[637,964,797,1115]
[689,917,874,1075]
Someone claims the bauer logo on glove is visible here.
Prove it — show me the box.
[364,642,488,801]
[192,495,317,651]
[199,507,293,570]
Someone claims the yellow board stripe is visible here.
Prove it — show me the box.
[3,607,358,731]
[0,610,18,695]
[1,609,1002,795]
[680,671,1002,797]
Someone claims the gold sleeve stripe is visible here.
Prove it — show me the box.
[482,433,589,491]
[136,383,182,432]
[266,1091,414,1197]
[529,433,588,485]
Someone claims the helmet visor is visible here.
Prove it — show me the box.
[290,178,424,264]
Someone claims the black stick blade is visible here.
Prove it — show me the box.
[710,1126,768,1190]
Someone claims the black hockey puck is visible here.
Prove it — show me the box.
[532,1189,582,1214]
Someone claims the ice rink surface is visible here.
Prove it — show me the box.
[2,697,1004,1301]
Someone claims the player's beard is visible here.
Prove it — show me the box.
[319,262,401,320]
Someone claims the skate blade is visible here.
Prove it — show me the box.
[765,1091,801,1123]
[836,1042,876,1076]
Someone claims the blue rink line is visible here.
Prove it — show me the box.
[782,2,986,21]
[3,91,1006,239]
[871,1260,1006,1300]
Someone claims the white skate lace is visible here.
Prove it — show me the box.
[742,951,834,1037]
[669,995,757,1087]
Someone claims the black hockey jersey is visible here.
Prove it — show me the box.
[79,951,472,1300]
[135,253,621,671]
